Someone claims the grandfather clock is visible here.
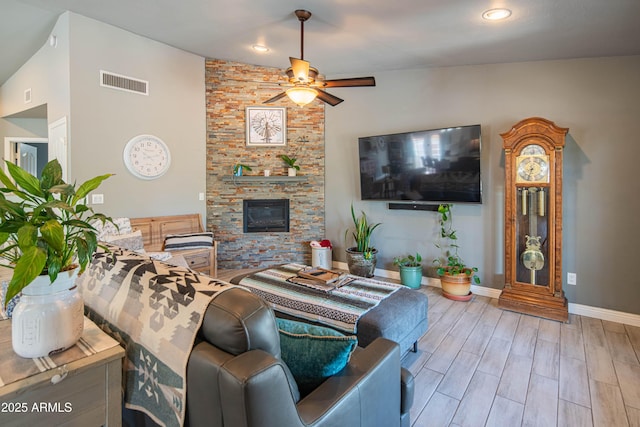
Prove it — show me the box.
[498,117,569,322]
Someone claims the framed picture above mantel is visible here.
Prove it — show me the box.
[246,106,287,146]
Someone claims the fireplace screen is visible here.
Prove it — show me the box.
[243,199,290,233]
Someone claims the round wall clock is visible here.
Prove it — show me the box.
[123,134,171,180]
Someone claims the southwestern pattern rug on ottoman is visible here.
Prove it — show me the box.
[231,264,428,353]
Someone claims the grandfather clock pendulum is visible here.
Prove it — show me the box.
[498,117,569,322]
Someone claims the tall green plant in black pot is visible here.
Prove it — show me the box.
[344,204,381,277]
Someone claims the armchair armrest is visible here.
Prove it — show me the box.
[218,337,402,427]
[218,349,304,427]
[297,337,402,427]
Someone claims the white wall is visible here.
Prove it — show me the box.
[67,13,206,218]
[1,12,207,219]
[326,56,640,315]
[0,13,70,121]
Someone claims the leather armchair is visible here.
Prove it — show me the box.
[124,287,414,427]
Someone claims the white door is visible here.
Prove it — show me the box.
[3,137,48,178]
[48,117,68,181]
[17,143,38,176]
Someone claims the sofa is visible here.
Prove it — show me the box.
[78,248,414,427]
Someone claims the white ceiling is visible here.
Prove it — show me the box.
[2,0,640,86]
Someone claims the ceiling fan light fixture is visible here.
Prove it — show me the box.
[252,44,269,53]
[286,86,318,106]
[482,8,512,21]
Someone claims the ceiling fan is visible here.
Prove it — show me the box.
[264,9,376,107]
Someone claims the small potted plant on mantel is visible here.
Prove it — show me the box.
[233,163,252,176]
[279,155,300,176]
[433,203,480,301]
[393,253,423,289]
[0,159,113,357]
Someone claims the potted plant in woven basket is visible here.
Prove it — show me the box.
[433,204,480,301]
[0,159,113,357]
[344,204,381,277]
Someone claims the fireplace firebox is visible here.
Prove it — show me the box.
[243,199,290,233]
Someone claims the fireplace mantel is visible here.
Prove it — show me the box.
[221,176,308,184]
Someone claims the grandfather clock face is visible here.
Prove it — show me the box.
[515,144,550,287]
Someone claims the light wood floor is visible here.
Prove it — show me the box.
[218,269,640,426]
[403,286,640,427]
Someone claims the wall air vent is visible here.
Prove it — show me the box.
[100,70,148,95]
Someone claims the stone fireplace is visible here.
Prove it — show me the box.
[205,59,325,269]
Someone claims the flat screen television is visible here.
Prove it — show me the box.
[358,124,482,204]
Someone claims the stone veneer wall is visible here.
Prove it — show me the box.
[205,59,325,269]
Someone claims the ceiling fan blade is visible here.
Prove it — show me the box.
[315,89,344,106]
[289,57,310,82]
[322,77,376,88]
[263,91,288,104]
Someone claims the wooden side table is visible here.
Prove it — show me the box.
[0,318,125,426]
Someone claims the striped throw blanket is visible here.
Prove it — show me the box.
[234,264,402,333]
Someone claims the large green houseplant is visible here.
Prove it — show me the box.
[433,203,479,300]
[0,160,113,306]
[345,204,381,277]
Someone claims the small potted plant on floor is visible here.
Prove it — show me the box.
[393,253,423,289]
[433,203,480,301]
[344,204,381,277]
[0,159,113,357]
[279,155,300,176]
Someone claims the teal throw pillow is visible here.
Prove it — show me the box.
[276,318,357,395]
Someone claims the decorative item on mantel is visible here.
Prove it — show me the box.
[0,159,114,358]
[233,163,252,176]
[279,154,300,176]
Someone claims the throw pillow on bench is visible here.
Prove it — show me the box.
[163,232,214,251]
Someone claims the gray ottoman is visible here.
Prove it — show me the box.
[357,287,428,353]
[230,269,429,353]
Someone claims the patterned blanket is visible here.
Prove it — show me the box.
[233,263,402,333]
[77,246,234,427]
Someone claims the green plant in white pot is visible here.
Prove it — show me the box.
[393,253,423,289]
[0,159,113,357]
[344,204,381,277]
[279,155,300,176]
[433,203,480,301]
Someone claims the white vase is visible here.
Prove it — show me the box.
[11,268,84,358]
[288,167,297,176]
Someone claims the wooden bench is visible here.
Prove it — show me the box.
[130,213,217,278]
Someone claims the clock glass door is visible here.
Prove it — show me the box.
[516,186,549,286]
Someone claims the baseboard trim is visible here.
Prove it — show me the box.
[333,262,640,327]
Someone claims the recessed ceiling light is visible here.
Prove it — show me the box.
[482,8,512,21]
[252,44,269,53]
